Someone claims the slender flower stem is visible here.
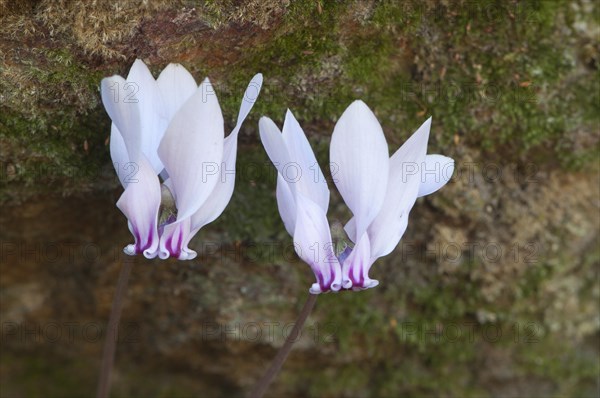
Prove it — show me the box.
[96,256,135,398]
[249,293,318,398]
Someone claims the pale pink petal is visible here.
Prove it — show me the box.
[101,75,141,162]
[162,177,177,202]
[368,118,430,260]
[330,100,389,238]
[158,78,224,222]
[276,174,296,237]
[126,59,168,174]
[110,124,130,187]
[157,63,197,122]
[116,156,161,258]
[282,109,330,212]
[231,73,263,137]
[188,73,263,235]
[293,193,342,294]
[418,154,455,197]
[189,132,237,232]
[340,233,378,290]
[158,217,195,260]
[258,116,292,182]
[343,217,357,243]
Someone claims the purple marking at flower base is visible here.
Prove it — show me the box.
[164,224,183,258]
[141,232,155,253]
[133,228,142,253]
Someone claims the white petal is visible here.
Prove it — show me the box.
[260,113,331,239]
[340,233,378,290]
[343,217,357,243]
[276,173,296,236]
[188,73,263,234]
[110,124,130,188]
[157,63,197,121]
[293,193,342,294]
[418,154,455,197]
[126,59,168,173]
[190,132,237,232]
[101,75,141,162]
[258,117,292,181]
[162,177,176,202]
[231,73,263,137]
[330,100,389,237]
[368,117,430,260]
[158,217,196,260]
[282,110,330,212]
[116,156,161,258]
[158,78,225,222]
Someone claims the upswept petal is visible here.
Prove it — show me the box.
[330,100,389,237]
[157,63,197,121]
[343,217,357,243]
[116,156,161,258]
[231,73,263,137]
[110,124,130,188]
[162,177,177,202]
[189,131,237,233]
[126,59,168,174]
[340,233,379,290]
[101,75,142,162]
[188,73,263,236]
[282,110,329,212]
[158,78,224,223]
[258,117,292,183]
[367,117,431,260]
[259,112,329,238]
[293,193,342,294]
[417,154,455,197]
[158,217,196,260]
[276,174,296,236]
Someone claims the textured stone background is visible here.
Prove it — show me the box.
[1,1,598,397]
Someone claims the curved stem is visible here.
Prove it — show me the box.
[249,293,318,398]
[96,256,134,398]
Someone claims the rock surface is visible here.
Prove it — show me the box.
[1,1,598,397]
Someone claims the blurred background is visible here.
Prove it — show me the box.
[1,1,598,397]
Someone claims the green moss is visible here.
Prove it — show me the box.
[215,0,348,124]
[517,335,600,397]
[305,364,371,397]
[3,0,597,201]
[342,0,599,166]
[0,351,95,398]
[1,46,109,201]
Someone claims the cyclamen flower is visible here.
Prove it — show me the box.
[259,101,454,293]
[101,59,262,260]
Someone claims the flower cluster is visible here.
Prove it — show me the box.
[259,101,454,293]
[101,60,453,290]
[101,60,262,260]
